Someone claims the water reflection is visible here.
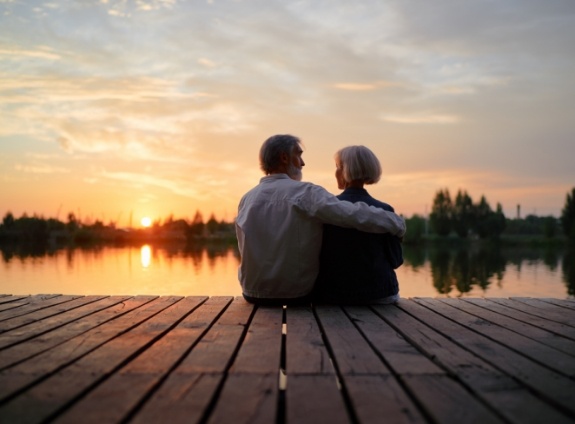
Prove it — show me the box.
[140,245,152,268]
[563,247,575,296]
[424,246,506,296]
[401,243,573,297]
[0,241,573,298]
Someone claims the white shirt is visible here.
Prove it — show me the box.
[235,174,406,299]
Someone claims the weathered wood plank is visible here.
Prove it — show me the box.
[344,306,443,376]
[374,303,510,423]
[315,305,390,375]
[476,298,575,341]
[408,299,575,419]
[316,306,427,423]
[436,298,575,374]
[452,298,575,357]
[382,301,571,424]
[284,307,348,422]
[286,306,333,375]
[229,306,283,374]
[344,306,438,423]
[0,297,573,424]
[131,373,222,424]
[0,296,134,358]
[54,296,226,424]
[539,298,575,311]
[0,295,161,402]
[206,306,283,424]
[286,375,349,424]
[401,374,505,424]
[0,294,61,316]
[509,298,575,326]
[0,296,192,423]
[207,374,278,424]
[0,296,29,306]
[0,295,108,338]
[130,297,254,424]
[346,375,428,424]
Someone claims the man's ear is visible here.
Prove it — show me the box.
[279,152,289,164]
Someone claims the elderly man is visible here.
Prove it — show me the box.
[235,134,406,305]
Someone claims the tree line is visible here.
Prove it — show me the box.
[0,210,236,245]
[2,187,575,246]
[402,187,575,244]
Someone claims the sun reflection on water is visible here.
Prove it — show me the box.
[141,245,152,268]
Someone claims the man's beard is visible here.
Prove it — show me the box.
[287,163,302,181]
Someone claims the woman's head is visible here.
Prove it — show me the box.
[335,145,381,189]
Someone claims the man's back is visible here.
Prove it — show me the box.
[236,174,323,299]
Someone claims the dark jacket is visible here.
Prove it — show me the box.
[314,187,403,304]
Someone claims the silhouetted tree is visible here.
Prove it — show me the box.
[2,212,15,228]
[188,210,205,237]
[485,202,506,238]
[453,190,474,238]
[474,195,493,239]
[403,215,426,244]
[67,212,79,233]
[561,187,575,241]
[206,213,219,235]
[543,216,557,238]
[430,189,452,236]
[562,247,575,296]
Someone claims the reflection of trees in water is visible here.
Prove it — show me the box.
[543,246,560,271]
[408,244,508,296]
[402,246,426,270]
[562,247,575,296]
[430,248,455,295]
[1,243,55,262]
[428,247,504,295]
[153,241,237,273]
[0,242,239,275]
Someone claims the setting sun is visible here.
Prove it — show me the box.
[141,217,152,228]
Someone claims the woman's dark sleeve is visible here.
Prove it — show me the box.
[384,234,404,269]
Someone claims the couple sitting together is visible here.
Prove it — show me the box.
[235,134,405,306]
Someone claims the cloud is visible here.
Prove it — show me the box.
[101,170,201,198]
[198,57,217,68]
[15,163,69,174]
[333,83,377,91]
[381,113,460,125]
[332,80,402,91]
[0,47,61,60]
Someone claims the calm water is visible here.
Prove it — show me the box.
[1,243,574,299]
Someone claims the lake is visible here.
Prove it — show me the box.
[1,243,574,299]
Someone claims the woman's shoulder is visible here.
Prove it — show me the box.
[338,188,395,212]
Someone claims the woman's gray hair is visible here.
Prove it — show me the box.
[336,145,382,185]
[259,134,301,174]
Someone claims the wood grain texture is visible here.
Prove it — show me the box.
[0,295,573,424]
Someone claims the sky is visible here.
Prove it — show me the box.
[1,0,574,227]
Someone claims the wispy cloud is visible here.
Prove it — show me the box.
[381,113,460,125]
[101,170,203,199]
[15,163,69,174]
[0,47,61,60]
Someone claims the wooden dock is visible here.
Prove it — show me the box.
[0,295,574,424]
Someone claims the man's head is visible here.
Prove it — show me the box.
[259,134,305,181]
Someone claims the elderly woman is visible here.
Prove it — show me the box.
[314,145,403,304]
